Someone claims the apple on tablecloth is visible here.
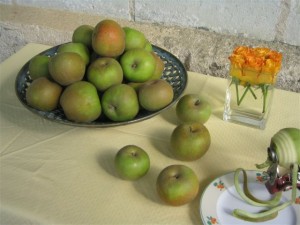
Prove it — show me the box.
[176,94,212,124]
[156,164,199,206]
[170,123,211,161]
[114,145,150,180]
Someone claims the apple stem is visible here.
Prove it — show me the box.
[131,152,137,157]
[131,63,138,69]
[174,174,180,179]
[189,126,199,133]
[195,99,201,106]
[108,104,117,111]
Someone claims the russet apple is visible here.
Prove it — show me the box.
[156,164,199,206]
[176,94,212,124]
[92,19,125,57]
[149,52,164,80]
[57,42,90,65]
[60,81,101,123]
[138,79,174,111]
[48,52,85,86]
[26,77,62,111]
[114,145,150,180]
[170,123,211,161]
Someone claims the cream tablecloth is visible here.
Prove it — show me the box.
[1,44,300,225]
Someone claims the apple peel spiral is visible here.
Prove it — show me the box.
[233,128,300,222]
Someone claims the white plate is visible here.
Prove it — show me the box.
[200,170,300,225]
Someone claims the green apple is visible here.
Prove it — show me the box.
[60,81,101,123]
[138,79,174,111]
[156,164,199,206]
[101,84,139,122]
[114,145,150,180]
[120,48,156,82]
[57,42,90,65]
[87,57,123,92]
[72,24,94,49]
[26,77,62,111]
[123,27,147,50]
[170,123,211,161]
[144,41,153,52]
[176,94,212,124]
[28,55,51,80]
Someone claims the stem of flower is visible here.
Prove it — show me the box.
[238,85,250,106]
[262,85,269,113]
[249,86,257,100]
[235,79,240,105]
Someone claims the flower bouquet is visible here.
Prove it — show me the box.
[223,46,282,128]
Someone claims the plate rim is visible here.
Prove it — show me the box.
[15,43,188,128]
[199,170,300,225]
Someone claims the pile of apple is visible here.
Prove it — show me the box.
[25,19,173,123]
[25,18,213,207]
[115,94,212,206]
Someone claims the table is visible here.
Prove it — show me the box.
[1,44,299,225]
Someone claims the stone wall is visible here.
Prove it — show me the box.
[1,0,300,46]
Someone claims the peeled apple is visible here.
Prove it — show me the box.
[233,128,300,222]
[269,127,300,169]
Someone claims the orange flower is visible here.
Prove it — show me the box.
[229,46,282,85]
[295,196,300,204]
[217,184,224,190]
[211,217,217,224]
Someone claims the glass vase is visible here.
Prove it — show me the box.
[223,77,274,129]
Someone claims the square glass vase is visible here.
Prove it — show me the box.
[223,77,274,129]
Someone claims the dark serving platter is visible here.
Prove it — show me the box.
[15,44,188,127]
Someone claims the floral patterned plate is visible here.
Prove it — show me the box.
[200,170,300,225]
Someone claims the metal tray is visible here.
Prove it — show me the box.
[15,44,187,127]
